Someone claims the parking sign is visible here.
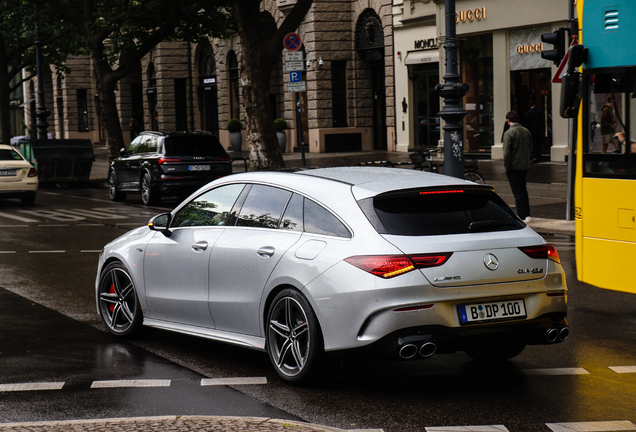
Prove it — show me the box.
[289,71,302,83]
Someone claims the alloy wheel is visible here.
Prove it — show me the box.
[98,264,140,335]
[268,296,311,378]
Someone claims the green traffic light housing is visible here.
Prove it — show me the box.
[541,28,568,65]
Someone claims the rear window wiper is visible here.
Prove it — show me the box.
[469,220,504,231]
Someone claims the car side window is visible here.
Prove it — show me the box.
[147,137,158,153]
[280,193,304,232]
[171,184,245,228]
[136,137,151,153]
[127,136,143,154]
[236,185,292,229]
[304,199,351,238]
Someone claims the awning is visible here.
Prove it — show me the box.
[404,50,439,65]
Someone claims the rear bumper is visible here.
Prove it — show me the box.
[0,189,37,199]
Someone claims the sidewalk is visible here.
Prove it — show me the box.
[90,145,574,235]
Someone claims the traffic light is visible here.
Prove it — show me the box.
[541,28,568,65]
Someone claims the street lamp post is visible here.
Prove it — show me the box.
[34,3,49,140]
[436,0,469,179]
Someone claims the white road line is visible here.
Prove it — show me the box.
[0,382,65,392]
[0,224,29,227]
[0,212,39,222]
[90,379,171,388]
[522,368,590,376]
[77,223,103,226]
[38,224,70,227]
[201,377,268,386]
[0,251,16,254]
[56,209,128,219]
[28,250,66,254]
[349,429,385,432]
[609,366,636,374]
[80,250,102,253]
[426,426,509,431]
[546,421,636,431]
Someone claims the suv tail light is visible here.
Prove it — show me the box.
[158,158,182,164]
[519,245,560,263]
[27,167,38,177]
[345,253,453,279]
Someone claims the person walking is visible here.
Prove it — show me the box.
[525,100,544,162]
[503,111,532,222]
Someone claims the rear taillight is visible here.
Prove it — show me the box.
[158,158,182,164]
[27,167,38,177]
[345,253,452,279]
[519,245,560,264]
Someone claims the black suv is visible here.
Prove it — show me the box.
[108,131,232,205]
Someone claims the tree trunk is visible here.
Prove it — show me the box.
[0,36,14,143]
[234,0,284,171]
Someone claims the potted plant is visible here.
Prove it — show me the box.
[274,118,288,153]
[227,119,242,152]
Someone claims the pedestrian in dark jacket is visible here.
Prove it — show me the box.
[503,111,532,222]
[525,100,544,162]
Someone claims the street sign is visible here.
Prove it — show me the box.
[289,71,302,83]
[283,33,302,52]
[285,61,305,72]
[553,36,579,84]
[287,82,307,93]
[284,51,304,62]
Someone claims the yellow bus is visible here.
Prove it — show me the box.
[573,0,636,293]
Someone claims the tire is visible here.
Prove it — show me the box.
[108,170,126,201]
[266,289,324,384]
[141,171,160,206]
[464,170,485,184]
[464,334,526,362]
[20,195,36,205]
[97,261,144,338]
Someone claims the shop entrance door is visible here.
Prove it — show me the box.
[510,68,552,154]
[411,63,440,149]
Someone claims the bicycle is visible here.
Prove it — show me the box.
[409,148,486,184]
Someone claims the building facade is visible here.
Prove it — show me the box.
[393,0,570,161]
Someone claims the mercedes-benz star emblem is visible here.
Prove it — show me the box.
[483,253,499,271]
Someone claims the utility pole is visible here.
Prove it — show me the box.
[436,0,469,179]
[566,0,578,221]
[34,3,49,140]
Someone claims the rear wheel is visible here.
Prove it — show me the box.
[141,171,160,206]
[97,261,143,338]
[464,170,486,184]
[464,334,527,362]
[108,170,126,201]
[266,289,324,384]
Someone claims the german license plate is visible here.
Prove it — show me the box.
[188,165,211,171]
[458,299,526,324]
[0,169,16,176]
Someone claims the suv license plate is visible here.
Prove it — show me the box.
[458,299,526,324]
[0,169,16,176]
[188,165,211,171]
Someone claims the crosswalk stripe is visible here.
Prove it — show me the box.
[522,368,589,376]
[0,382,65,392]
[201,377,267,386]
[0,212,38,222]
[609,366,636,373]
[90,379,171,388]
[546,421,636,431]
[426,426,509,431]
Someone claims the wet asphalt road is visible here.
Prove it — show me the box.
[0,179,635,431]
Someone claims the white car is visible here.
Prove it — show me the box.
[96,167,568,384]
[0,144,38,205]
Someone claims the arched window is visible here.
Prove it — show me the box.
[228,51,240,121]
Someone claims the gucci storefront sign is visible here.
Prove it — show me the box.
[456,7,486,23]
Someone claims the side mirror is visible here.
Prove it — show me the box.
[148,212,172,237]
[119,147,126,157]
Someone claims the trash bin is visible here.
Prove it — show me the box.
[25,139,95,183]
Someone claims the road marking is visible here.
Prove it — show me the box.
[38,224,69,227]
[28,250,66,254]
[201,377,268,386]
[80,250,102,253]
[0,382,65,392]
[19,209,85,221]
[91,379,171,388]
[0,225,28,227]
[522,368,589,376]
[0,212,39,222]
[77,223,103,226]
[609,366,636,373]
[56,209,128,219]
[426,426,509,431]
[546,421,636,431]
[0,251,16,254]
[116,223,144,226]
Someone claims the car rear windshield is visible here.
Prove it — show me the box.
[359,187,525,236]
[164,135,227,157]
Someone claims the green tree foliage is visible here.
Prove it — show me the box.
[54,0,234,160]
[0,0,83,143]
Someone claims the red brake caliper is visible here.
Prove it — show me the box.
[109,283,115,312]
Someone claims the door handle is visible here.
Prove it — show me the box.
[257,246,275,258]
[192,241,208,252]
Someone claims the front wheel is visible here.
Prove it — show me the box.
[464,170,486,184]
[266,289,324,384]
[97,261,144,338]
[108,170,126,201]
[141,171,160,206]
